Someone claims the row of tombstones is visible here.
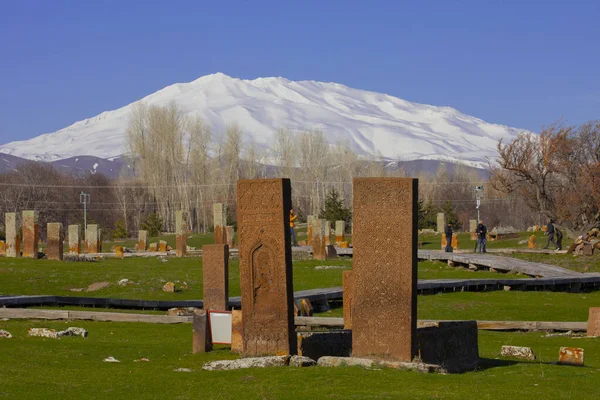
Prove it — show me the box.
[198,177,418,362]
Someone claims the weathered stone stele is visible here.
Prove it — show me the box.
[436,213,446,234]
[225,226,235,248]
[441,233,459,250]
[306,215,314,245]
[342,270,354,329]
[158,240,168,252]
[68,225,81,254]
[231,309,243,353]
[0,240,5,256]
[237,178,296,356]
[175,210,188,257]
[527,234,537,249]
[213,203,227,244]
[352,177,418,361]
[202,244,229,311]
[46,223,63,261]
[138,230,148,251]
[115,246,125,259]
[587,307,600,337]
[469,219,477,240]
[22,210,38,258]
[5,213,20,258]
[335,221,345,244]
[311,218,328,260]
[85,224,100,253]
[193,310,212,354]
[148,242,158,252]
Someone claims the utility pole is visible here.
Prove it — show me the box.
[80,192,90,238]
[473,185,484,222]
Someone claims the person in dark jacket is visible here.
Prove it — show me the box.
[543,218,561,250]
[444,222,453,252]
[476,220,487,253]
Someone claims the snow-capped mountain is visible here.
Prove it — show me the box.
[0,73,526,168]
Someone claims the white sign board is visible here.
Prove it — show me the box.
[209,311,232,344]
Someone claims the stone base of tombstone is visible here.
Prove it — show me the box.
[297,331,352,360]
[416,321,478,373]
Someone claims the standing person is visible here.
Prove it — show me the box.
[476,220,487,253]
[289,208,298,247]
[543,218,560,250]
[444,222,453,252]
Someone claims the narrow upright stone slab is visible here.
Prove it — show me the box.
[225,226,235,248]
[213,203,227,244]
[175,210,188,257]
[352,177,418,362]
[237,178,296,356]
[22,210,38,258]
[469,219,477,240]
[311,219,327,261]
[436,213,446,234]
[587,307,600,337]
[158,240,168,252]
[202,244,229,310]
[5,213,20,258]
[0,240,5,256]
[192,311,212,354]
[68,225,81,254]
[335,221,346,244]
[138,230,148,251]
[46,223,63,261]
[231,309,243,353]
[307,215,315,245]
[343,270,354,329]
[85,224,100,253]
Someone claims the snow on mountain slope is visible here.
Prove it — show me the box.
[0,73,526,167]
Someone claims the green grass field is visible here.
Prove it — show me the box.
[0,319,598,399]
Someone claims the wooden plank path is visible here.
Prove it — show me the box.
[0,308,587,332]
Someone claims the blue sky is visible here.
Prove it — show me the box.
[0,0,598,144]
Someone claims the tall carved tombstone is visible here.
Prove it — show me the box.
[46,223,63,261]
[22,210,39,258]
[436,213,446,234]
[335,221,346,244]
[202,244,229,310]
[68,225,81,254]
[175,211,188,257]
[5,212,20,258]
[237,178,296,356]
[306,215,314,246]
[213,203,227,244]
[138,230,148,251]
[352,177,418,362]
[85,224,100,253]
[311,218,327,260]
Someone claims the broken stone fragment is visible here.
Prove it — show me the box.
[316,356,444,373]
[87,281,110,292]
[118,278,131,286]
[103,356,120,363]
[58,327,88,338]
[289,355,317,367]
[167,307,200,316]
[0,330,13,338]
[28,328,59,339]
[162,282,176,292]
[558,347,584,366]
[173,368,193,372]
[202,356,291,371]
[134,358,150,362]
[500,345,535,360]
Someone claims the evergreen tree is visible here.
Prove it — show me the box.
[441,200,462,230]
[141,213,163,237]
[318,188,352,228]
[418,199,438,230]
[111,219,128,239]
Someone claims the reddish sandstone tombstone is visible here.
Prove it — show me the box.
[352,177,418,362]
[202,244,229,311]
[558,347,584,366]
[175,211,188,257]
[335,221,345,244]
[46,223,63,261]
[68,225,81,254]
[311,219,327,260]
[192,310,212,354]
[158,240,168,252]
[22,210,39,258]
[231,309,243,353]
[587,307,600,337]
[451,233,459,250]
[115,246,125,259]
[342,270,354,329]
[149,242,158,252]
[0,240,5,256]
[138,230,148,251]
[237,178,296,356]
[225,226,235,248]
[528,235,537,249]
[5,213,20,258]
[213,203,227,244]
[85,224,100,253]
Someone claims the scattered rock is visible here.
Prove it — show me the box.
[544,331,581,338]
[134,358,150,362]
[0,330,13,338]
[87,281,110,292]
[518,239,528,245]
[162,282,176,292]
[103,356,120,363]
[289,355,317,367]
[316,356,443,373]
[173,368,193,372]
[503,285,511,291]
[28,328,59,339]
[314,265,347,270]
[203,356,291,371]
[58,327,88,338]
[118,278,130,286]
[558,347,584,366]
[500,345,535,360]
[167,307,200,316]
[70,288,85,292]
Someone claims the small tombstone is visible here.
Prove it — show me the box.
[46,223,63,261]
[326,244,337,259]
[527,235,536,249]
[558,347,584,366]
[469,219,477,240]
[307,215,314,245]
[213,203,227,244]
[192,310,212,354]
[149,242,158,252]
[231,309,243,353]
[324,221,331,246]
[0,240,6,256]
[22,210,38,258]
[339,241,349,248]
[68,225,81,254]
[500,345,535,360]
[451,233,459,250]
[225,226,235,248]
[158,240,168,252]
[85,224,100,253]
[583,242,594,256]
[138,230,148,251]
[162,282,176,292]
[115,246,125,259]
[436,213,446,234]
[342,270,354,329]
[175,210,188,257]
[5,213,20,258]
[587,307,600,337]
[335,221,345,244]
[311,219,327,260]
